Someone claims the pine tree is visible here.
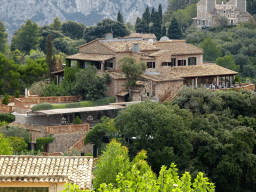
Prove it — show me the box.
[143,6,151,25]
[51,17,62,30]
[117,11,124,23]
[167,17,182,39]
[162,25,167,37]
[46,34,55,80]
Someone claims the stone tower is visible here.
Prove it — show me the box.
[236,0,246,12]
[207,0,216,13]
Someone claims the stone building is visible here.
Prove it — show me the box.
[193,0,252,26]
[66,33,239,102]
[0,156,93,191]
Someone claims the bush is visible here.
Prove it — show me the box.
[0,113,15,123]
[2,94,9,105]
[85,153,93,156]
[8,136,28,152]
[1,126,32,143]
[31,102,52,112]
[66,102,81,108]
[14,90,20,98]
[74,116,82,124]
[36,135,55,151]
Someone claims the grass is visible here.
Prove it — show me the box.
[35,96,116,111]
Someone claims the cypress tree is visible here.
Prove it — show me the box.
[46,34,55,80]
[151,7,155,23]
[143,6,151,25]
[162,25,167,37]
[117,11,124,23]
[167,17,182,39]
[154,11,162,40]
[158,4,162,25]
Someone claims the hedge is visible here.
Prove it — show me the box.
[0,113,15,123]
[31,102,52,112]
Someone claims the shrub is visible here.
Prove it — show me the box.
[2,94,9,105]
[31,102,52,112]
[1,126,32,143]
[66,102,80,108]
[36,135,55,151]
[8,136,28,152]
[14,90,20,98]
[0,113,15,123]
[85,153,93,156]
[74,116,82,124]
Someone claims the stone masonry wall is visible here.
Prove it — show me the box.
[154,80,184,98]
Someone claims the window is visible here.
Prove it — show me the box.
[147,62,155,68]
[188,57,197,66]
[105,61,113,70]
[171,58,176,66]
[161,62,172,66]
[147,92,150,97]
[223,10,226,14]
[178,60,186,66]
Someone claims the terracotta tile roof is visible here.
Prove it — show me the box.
[101,40,158,52]
[141,72,183,82]
[0,156,93,189]
[154,41,203,55]
[239,11,252,17]
[170,63,238,78]
[141,56,155,60]
[125,33,156,39]
[66,53,115,61]
[149,50,171,57]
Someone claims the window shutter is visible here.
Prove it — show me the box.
[188,58,191,66]
[194,57,197,65]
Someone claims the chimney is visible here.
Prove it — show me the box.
[132,43,140,53]
[105,33,113,40]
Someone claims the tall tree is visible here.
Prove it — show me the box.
[11,19,42,54]
[150,7,155,23]
[118,57,147,98]
[142,6,151,25]
[51,17,62,30]
[46,34,55,80]
[135,19,149,33]
[162,25,167,37]
[117,11,124,23]
[154,11,162,40]
[167,17,182,39]
[61,21,85,40]
[0,21,8,53]
[158,4,163,25]
[200,37,222,62]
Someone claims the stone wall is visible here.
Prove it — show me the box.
[154,80,184,98]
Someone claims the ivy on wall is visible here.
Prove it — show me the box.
[36,135,55,151]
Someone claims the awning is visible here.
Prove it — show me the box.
[116,91,129,97]
[66,53,115,61]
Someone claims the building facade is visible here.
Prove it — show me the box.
[193,0,252,26]
[66,33,239,102]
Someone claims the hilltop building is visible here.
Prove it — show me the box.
[65,33,244,103]
[193,0,252,27]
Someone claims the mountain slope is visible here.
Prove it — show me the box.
[0,0,168,43]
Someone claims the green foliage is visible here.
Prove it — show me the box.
[14,90,20,98]
[167,17,182,39]
[200,37,222,62]
[31,102,52,112]
[11,19,42,54]
[82,139,215,192]
[142,6,151,25]
[61,21,85,40]
[8,136,28,153]
[0,113,15,123]
[72,66,107,100]
[1,126,32,143]
[84,19,130,42]
[0,53,21,95]
[0,121,8,127]
[51,17,62,30]
[216,55,240,72]
[36,135,55,151]
[85,153,92,156]
[162,25,166,37]
[117,11,124,23]
[2,93,9,105]
[115,100,193,174]
[84,117,118,155]
[19,58,49,86]
[46,34,55,79]
[0,133,12,155]
[0,21,8,53]
[118,56,147,97]
[215,16,229,27]
[74,116,82,124]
